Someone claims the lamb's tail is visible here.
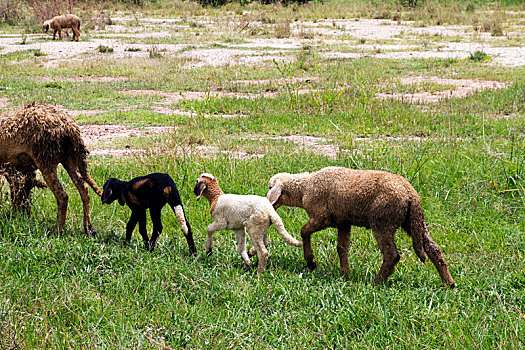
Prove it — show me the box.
[402,197,427,263]
[269,209,302,247]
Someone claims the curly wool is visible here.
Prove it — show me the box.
[0,102,87,169]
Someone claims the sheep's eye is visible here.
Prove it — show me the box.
[269,186,272,190]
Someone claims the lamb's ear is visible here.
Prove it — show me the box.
[266,186,282,205]
[101,188,112,203]
[194,181,206,200]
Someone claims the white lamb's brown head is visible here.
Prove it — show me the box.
[193,173,219,200]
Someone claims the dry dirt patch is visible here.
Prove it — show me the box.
[80,124,177,148]
[376,76,506,103]
[119,87,314,104]
[249,135,340,158]
[0,96,8,110]
[36,76,128,83]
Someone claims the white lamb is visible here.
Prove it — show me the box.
[193,173,302,273]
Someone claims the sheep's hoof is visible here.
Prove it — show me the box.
[88,227,96,237]
[306,260,317,271]
[206,250,213,257]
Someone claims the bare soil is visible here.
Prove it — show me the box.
[376,76,506,103]
[2,17,523,69]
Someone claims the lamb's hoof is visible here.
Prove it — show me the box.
[88,228,96,237]
[189,250,198,257]
[206,250,212,257]
[306,260,317,271]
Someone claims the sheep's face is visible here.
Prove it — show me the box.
[267,176,286,208]
[101,178,124,205]
[194,173,215,200]
[42,22,50,33]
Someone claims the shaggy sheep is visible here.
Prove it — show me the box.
[101,173,197,255]
[194,173,302,274]
[0,103,102,235]
[0,164,47,214]
[267,166,455,287]
[43,14,81,41]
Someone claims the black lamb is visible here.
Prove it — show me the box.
[101,173,196,255]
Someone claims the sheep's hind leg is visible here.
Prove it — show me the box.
[65,165,94,236]
[40,167,68,233]
[301,218,328,271]
[235,228,251,266]
[246,224,269,274]
[248,233,267,257]
[372,227,400,284]
[337,227,351,275]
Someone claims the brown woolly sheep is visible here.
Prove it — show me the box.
[43,14,81,41]
[267,166,456,287]
[0,164,47,214]
[0,103,102,235]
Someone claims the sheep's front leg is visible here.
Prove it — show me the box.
[136,209,149,251]
[206,221,226,256]
[235,228,251,266]
[301,218,328,271]
[52,29,57,40]
[148,207,163,252]
[125,212,139,246]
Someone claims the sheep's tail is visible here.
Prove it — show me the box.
[402,197,427,263]
[168,185,197,256]
[78,155,102,196]
[67,130,102,197]
[269,210,302,247]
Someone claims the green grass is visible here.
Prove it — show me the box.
[1,0,525,347]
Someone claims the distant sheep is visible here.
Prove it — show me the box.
[267,166,455,287]
[101,173,196,255]
[0,103,102,235]
[194,173,302,274]
[1,164,47,214]
[43,14,81,41]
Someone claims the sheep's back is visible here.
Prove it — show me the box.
[0,103,87,168]
[303,167,412,226]
[213,194,271,228]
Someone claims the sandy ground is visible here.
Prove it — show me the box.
[376,76,506,103]
[1,16,523,69]
[1,13,523,158]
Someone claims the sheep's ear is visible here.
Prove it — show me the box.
[118,193,126,206]
[194,181,206,200]
[267,186,282,205]
[101,188,112,204]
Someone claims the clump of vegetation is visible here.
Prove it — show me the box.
[273,20,290,39]
[148,45,162,58]
[482,17,504,36]
[125,46,142,52]
[98,45,114,53]
[469,50,490,62]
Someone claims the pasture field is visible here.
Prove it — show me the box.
[1,0,524,348]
